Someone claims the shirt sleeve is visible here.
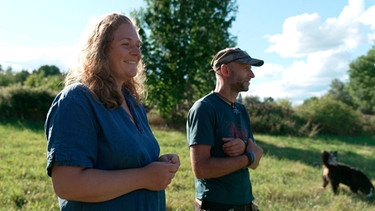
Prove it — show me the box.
[186,100,216,147]
[45,85,98,177]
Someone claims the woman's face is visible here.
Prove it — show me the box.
[107,22,141,86]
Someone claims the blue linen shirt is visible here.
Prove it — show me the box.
[45,83,165,210]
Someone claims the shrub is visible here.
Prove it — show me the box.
[361,114,375,136]
[246,101,300,136]
[0,85,56,121]
[295,96,363,136]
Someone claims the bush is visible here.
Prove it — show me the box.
[0,85,56,121]
[246,101,301,136]
[361,114,375,136]
[295,96,363,136]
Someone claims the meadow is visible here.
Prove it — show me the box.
[0,121,374,210]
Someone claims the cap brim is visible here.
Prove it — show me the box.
[237,57,264,67]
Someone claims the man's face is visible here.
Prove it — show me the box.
[226,62,255,92]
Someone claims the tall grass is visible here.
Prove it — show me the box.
[0,120,59,210]
[0,121,374,210]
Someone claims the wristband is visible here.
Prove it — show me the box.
[245,151,256,166]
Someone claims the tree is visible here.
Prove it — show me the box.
[33,65,61,77]
[346,46,375,114]
[0,66,14,86]
[14,70,30,84]
[133,0,238,123]
[327,78,353,106]
[24,65,64,91]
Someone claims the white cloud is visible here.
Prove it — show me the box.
[0,46,77,72]
[248,0,374,105]
[360,5,375,29]
[253,63,284,80]
[359,4,375,42]
[265,8,364,58]
[249,49,352,105]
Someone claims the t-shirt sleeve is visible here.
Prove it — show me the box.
[186,101,215,147]
[45,86,98,177]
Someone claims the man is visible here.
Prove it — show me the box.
[186,47,264,211]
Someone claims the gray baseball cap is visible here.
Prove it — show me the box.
[210,47,264,72]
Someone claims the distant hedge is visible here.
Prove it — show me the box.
[1,85,373,137]
[247,102,296,135]
[294,97,364,136]
[0,85,56,121]
[245,97,371,137]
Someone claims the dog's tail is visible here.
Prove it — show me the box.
[322,151,331,166]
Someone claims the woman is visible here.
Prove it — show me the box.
[45,13,180,210]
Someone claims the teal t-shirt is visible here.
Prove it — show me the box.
[186,92,254,205]
[45,83,165,210]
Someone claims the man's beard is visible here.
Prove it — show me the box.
[231,80,249,92]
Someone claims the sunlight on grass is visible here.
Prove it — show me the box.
[0,122,374,210]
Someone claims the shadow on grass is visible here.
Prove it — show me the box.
[317,135,375,147]
[257,139,375,178]
[333,188,375,205]
[257,138,375,204]
[257,139,322,166]
[0,119,44,132]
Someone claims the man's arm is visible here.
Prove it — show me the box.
[221,137,263,169]
[190,144,248,179]
[246,139,263,169]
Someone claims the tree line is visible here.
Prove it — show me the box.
[1,0,374,136]
[0,44,374,137]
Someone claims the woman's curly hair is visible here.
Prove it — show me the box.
[65,13,147,108]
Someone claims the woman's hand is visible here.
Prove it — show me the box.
[138,154,181,191]
[142,159,180,191]
[159,154,180,165]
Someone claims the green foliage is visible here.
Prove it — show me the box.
[243,95,373,137]
[361,114,375,135]
[246,99,299,136]
[1,121,374,210]
[327,78,353,106]
[295,96,364,136]
[133,0,238,122]
[13,70,30,84]
[0,64,64,91]
[0,66,15,86]
[0,85,56,121]
[346,45,375,114]
[24,72,64,91]
[23,65,64,91]
[244,97,320,137]
[33,65,61,77]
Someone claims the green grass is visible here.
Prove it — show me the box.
[0,120,59,210]
[0,121,374,210]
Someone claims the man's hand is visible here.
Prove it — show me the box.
[222,138,246,157]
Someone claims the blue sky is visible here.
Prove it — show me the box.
[1,0,374,105]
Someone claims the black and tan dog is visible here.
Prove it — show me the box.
[322,150,374,198]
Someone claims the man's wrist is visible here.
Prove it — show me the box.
[244,151,256,166]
